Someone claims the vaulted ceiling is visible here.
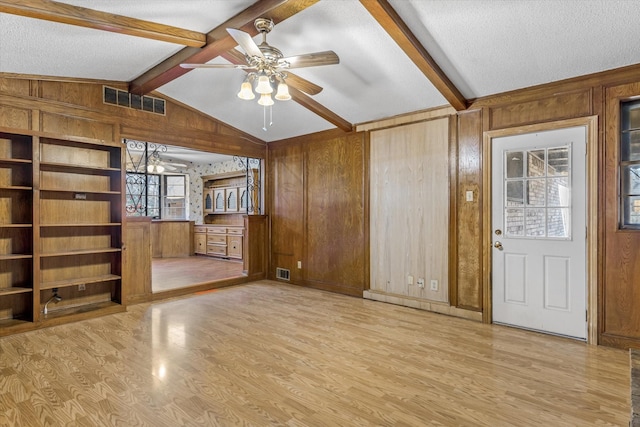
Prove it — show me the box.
[2,0,640,143]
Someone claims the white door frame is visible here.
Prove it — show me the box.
[482,116,598,344]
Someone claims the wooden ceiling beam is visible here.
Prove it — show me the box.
[288,87,353,132]
[220,50,352,132]
[129,0,319,95]
[360,0,468,111]
[0,0,206,47]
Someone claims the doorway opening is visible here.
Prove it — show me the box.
[124,139,262,294]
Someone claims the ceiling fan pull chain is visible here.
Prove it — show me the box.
[263,105,267,131]
[270,105,273,127]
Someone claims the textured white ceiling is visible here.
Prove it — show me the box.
[392,0,640,98]
[2,0,640,143]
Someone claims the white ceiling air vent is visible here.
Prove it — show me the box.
[275,268,290,281]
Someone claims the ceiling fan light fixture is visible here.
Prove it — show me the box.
[258,93,274,106]
[275,82,291,101]
[255,75,273,94]
[147,164,165,173]
[237,81,255,100]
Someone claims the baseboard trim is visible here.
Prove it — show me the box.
[363,289,483,322]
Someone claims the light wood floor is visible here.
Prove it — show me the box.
[151,256,245,292]
[0,281,629,426]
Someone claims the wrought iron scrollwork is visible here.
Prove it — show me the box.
[233,156,262,215]
[124,139,166,217]
[125,173,148,214]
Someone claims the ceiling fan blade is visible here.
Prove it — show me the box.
[280,51,339,69]
[180,63,249,69]
[227,28,264,58]
[168,162,188,168]
[285,73,323,96]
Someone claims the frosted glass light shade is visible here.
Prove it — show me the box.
[274,82,291,101]
[258,93,274,106]
[237,81,255,100]
[147,164,165,173]
[255,75,273,94]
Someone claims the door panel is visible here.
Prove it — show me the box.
[504,253,526,304]
[544,256,570,310]
[492,126,586,339]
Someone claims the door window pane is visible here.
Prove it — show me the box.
[505,208,524,236]
[527,150,545,177]
[547,147,569,176]
[547,177,570,207]
[548,208,570,238]
[506,151,524,178]
[503,145,572,239]
[525,208,546,237]
[526,179,545,206]
[506,181,524,207]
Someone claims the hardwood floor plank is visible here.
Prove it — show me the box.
[151,256,244,293]
[0,281,630,426]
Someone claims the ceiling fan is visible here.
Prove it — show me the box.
[180,18,340,100]
[146,150,187,173]
[126,147,188,174]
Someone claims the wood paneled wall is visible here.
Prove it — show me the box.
[123,217,151,305]
[601,82,640,349]
[454,110,483,311]
[268,130,366,297]
[369,118,449,302]
[0,76,267,307]
[0,77,266,158]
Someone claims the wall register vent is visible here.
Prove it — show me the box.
[276,268,290,281]
[103,86,166,115]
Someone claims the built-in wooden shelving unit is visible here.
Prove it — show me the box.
[0,131,125,335]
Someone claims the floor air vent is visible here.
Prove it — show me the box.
[276,268,290,281]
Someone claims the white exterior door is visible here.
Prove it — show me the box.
[491,126,586,339]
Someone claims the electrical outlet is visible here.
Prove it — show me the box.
[78,284,86,291]
[417,278,425,288]
[297,261,302,269]
[430,279,438,291]
[407,275,414,285]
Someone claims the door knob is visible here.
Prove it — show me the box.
[494,241,503,250]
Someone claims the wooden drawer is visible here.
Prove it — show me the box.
[227,235,242,259]
[207,245,227,256]
[206,226,226,234]
[207,234,226,244]
[194,234,207,254]
[226,227,244,235]
[194,225,207,234]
